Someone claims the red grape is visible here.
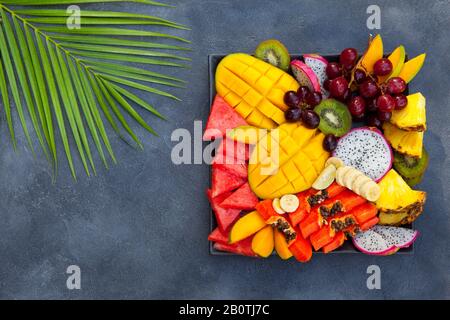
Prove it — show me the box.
[348,96,366,116]
[284,91,300,108]
[323,79,331,91]
[354,69,367,84]
[285,107,303,122]
[377,110,392,122]
[323,134,338,152]
[359,79,379,98]
[326,62,342,80]
[386,77,406,94]
[376,94,396,112]
[305,91,322,107]
[301,109,320,129]
[393,94,408,110]
[373,58,393,76]
[297,86,310,101]
[366,113,382,128]
[340,48,358,70]
[352,113,366,122]
[329,76,348,98]
[366,97,378,112]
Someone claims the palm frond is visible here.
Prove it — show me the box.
[0,1,190,179]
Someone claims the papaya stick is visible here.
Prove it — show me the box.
[322,232,346,253]
[338,190,367,211]
[350,202,378,224]
[310,225,334,251]
[360,216,379,231]
[289,232,312,262]
[299,210,321,239]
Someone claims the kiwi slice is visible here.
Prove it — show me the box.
[405,174,424,187]
[314,99,352,137]
[393,148,429,179]
[255,39,290,71]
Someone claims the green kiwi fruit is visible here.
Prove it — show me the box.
[393,148,429,179]
[404,174,424,187]
[314,99,352,137]
[255,39,290,71]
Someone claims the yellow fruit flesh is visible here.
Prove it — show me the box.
[274,229,293,260]
[376,169,426,212]
[249,122,329,199]
[216,53,299,129]
[226,125,266,144]
[378,45,405,83]
[360,34,383,73]
[398,53,426,83]
[383,122,423,157]
[229,211,266,244]
[390,92,426,131]
[251,226,274,258]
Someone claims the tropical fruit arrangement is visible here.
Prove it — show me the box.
[204,35,428,262]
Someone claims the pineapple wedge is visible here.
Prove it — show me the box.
[383,122,423,157]
[390,93,426,131]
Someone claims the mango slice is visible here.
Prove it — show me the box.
[274,228,293,260]
[251,226,274,258]
[216,53,299,129]
[226,125,266,144]
[248,122,329,199]
[360,34,383,73]
[229,210,266,244]
[398,53,426,83]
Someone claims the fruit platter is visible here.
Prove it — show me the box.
[204,35,428,261]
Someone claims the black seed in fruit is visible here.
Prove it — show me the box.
[326,62,342,80]
[323,134,338,152]
[393,94,408,110]
[284,91,300,108]
[285,107,302,122]
[297,86,310,101]
[354,69,366,84]
[366,113,382,128]
[301,109,320,129]
[329,76,348,98]
[359,79,379,98]
[306,91,322,107]
[377,110,392,122]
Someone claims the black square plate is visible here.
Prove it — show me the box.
[208,53,413,256]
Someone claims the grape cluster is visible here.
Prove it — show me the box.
[325,48,408,128]
[283,85,322,129]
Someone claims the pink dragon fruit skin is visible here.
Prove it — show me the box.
[303,54,330,98]
[290,60,321,93]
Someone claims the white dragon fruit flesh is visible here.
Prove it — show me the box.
[333,127,393,182]
[290,60,321,93]
[372,225,419,248]
[352,229,396,255]
[303,54,329,98]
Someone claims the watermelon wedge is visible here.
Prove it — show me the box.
[208,227,229,244]
[213,159,248,179]
[207,189,241,231]
[212,138,250,165]
[213,236,256,257]
[211,167,246,198]
[220,183,259,210]
[203,95,247,141]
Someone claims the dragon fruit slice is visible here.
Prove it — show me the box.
[333,127,393,182]
[304,54,329,98]
[352,229,396,255]
[372,225,419,248]
[290,60,321,92]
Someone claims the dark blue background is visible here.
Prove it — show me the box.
[0,0,448,299]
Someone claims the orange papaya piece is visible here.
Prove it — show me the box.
[289,232,312,262]
[289,191,312,226]
[360,216,379,231]
[255,199,277,221]
[299,209,322,239]
[325,182,347,199]
[350,202,378,224]
[329,214,357,233]
[310,225,335,251]
[337,190,367,211]
[322,232,346,253]
[267,215,297,246]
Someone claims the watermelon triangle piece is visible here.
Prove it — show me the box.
[208,227,229,244]
[207,189,241,231]
[211,167,246,198]
[212,138,250,165]
[213,158,248,179]
[203,95,247,141]
[220,182,259,210]
[213,236,256,257]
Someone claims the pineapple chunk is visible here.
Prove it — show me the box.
[390,93,426,131]
[383,122,423,157]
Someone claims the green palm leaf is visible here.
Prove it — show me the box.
[0,1,189,179]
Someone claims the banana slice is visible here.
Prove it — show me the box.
[343,168,364,190]
[325,157,344,169]
[279,194,300,213]
[272,198,286,214]
[352,174,373,195]
[360,181,381,202]
[312,165,336,190]
[336,166,352,186]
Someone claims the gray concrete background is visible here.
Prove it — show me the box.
[0,0,448,299]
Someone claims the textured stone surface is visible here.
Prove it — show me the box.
[0,0,448,299]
